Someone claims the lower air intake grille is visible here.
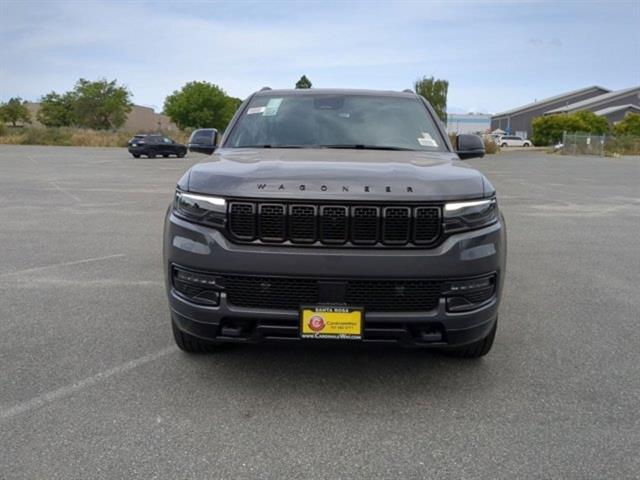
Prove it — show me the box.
[224,275,443,312]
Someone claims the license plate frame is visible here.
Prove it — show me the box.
[300,306,363,340]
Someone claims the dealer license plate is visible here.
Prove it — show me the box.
[300,306,362,340]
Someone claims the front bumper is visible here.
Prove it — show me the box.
[163,211,506,348]
[128,146,145,155]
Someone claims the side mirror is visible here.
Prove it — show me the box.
[188,129,218,155]
[455,134,485,160]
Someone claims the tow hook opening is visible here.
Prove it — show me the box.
[219,319,254,339]
[409,323,445,343]
[420,330,443,343]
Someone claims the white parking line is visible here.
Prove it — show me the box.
[0,346,178,422]
[48,179,82,202]
[0,254,126,278]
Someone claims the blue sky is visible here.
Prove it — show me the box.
[1,0,638,114]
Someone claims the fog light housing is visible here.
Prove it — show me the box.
[444,275,496,312]
[172,266,223,306]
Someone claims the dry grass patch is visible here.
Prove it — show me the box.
[0,127,190,148]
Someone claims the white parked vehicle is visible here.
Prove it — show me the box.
[498,135,532,147]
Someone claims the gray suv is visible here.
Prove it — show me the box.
[164,89,506,358]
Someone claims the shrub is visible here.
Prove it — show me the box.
[532,110,610,146]
[613,113,640,136]
[483,137,500,154]
[604,135,640,156]
[20,127,73,146]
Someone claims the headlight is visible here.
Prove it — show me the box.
[173,191,226,228]
[443,198,498,233]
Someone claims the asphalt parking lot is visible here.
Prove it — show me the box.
[1,145,639,479]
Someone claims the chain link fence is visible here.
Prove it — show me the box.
[561,132,640,156]
[561,132,605,156]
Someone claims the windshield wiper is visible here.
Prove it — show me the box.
[235,144,416,151]
[318,144,416,151]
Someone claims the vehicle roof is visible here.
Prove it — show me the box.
[253,88,418,98]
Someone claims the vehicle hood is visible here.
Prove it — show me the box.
[184,148,489,201]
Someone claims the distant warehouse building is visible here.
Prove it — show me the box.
[446,113,491,135]
[491,85,640,139]
[543,86,640,121]
[490,86,609,139]
[591,104,640,123]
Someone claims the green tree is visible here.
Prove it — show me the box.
[37,91,77,127]
[0,97,31,127]
[531,115,567,146]
[164,81,239,130]
[570,110,609,134]
[532,110,610,146]
[414,76,448,123]
[613,113,640,136]
[295,75,312,89]
[72,78,132,130]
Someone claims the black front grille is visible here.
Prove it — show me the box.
[289,205,317,243]
[382,207,411,244]
[228,201,441,247]
[351,206,379,245]
[414,207,440,244]
[320,206,348,243]
[224,275,443,312]
[258,204,286,241]
[229,203,255,239]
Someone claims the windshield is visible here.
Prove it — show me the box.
[224,93,446,151]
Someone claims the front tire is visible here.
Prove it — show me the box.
[172,319,219,353]
[445,319,497,358]
[501,143,508,148]
[132,154,140,158]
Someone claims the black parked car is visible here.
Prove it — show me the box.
[128,134,187,158]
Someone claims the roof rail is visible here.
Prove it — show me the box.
[403,89,414,94]
[259,86,272,91]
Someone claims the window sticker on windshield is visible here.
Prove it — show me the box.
[263,98,283,116]
[247,106,266,115]
[418,132,438,147]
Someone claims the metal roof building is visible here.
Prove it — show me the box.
[490,86,610,139]
[544,86,640,115]
[491,86,640,139]
[592,104,640,123]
